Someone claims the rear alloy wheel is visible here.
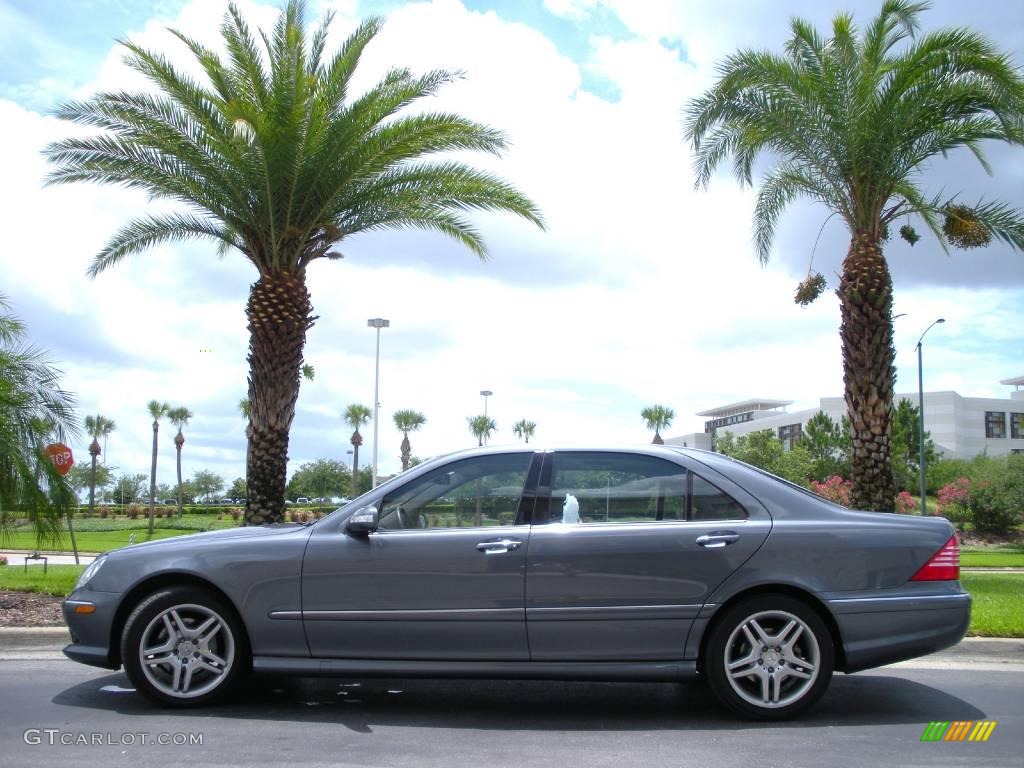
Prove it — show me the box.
[706,595,834,720]
[121,586,247,707]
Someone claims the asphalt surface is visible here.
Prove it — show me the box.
[1,652,1021,768]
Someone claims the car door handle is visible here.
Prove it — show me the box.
[696,532,740,548]
[476,539,523,554]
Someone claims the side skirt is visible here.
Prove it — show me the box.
[252,656,699,682]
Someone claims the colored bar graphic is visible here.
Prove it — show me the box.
[920,721,997,742]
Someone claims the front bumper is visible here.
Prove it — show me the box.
[62,589,122,670]
[827,590,972,673]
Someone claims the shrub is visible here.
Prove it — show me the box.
[970,481,1019,535]
[126,504,141,519]
[809,476,851,507]
[894,491,917,514]
[229,507,241,522]
[99,506,110,519]
[0,555,7,566]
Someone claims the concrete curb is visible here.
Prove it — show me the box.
[0,626,70,649]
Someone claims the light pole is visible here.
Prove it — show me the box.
[480,390,493,445]
[916,318,945,514]
[368,318,390,488]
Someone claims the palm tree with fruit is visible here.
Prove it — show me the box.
[167,406,193,517]
[83,414,115,515]
[344,404,372,497]
[685,0,1024,509]
[393,410,426,471]
[45,1,543,524]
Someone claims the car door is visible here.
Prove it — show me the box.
[301,450,541,660]
[524,450,771,661]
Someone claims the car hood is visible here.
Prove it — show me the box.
[108,522,310,555]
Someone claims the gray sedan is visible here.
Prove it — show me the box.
[63,445,970,719]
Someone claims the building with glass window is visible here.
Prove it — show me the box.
[667,376,1024,459]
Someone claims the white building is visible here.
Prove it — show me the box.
[667,376,1024,459]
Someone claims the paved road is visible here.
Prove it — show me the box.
[1,657,1021,768]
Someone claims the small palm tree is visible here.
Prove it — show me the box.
[468,415,497,447]
[685,0,1024,509]
[344,404,372,497]
[512,419,536,444]
[83,414,115,515]
[641,405,674,445]
[46,2,543,524]
[393,410,426,471]
[167,406,193,518]
[0,293,78,547]
[146,400,169,535]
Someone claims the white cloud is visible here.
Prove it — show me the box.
[1,0,1021,492]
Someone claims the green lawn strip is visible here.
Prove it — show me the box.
[960,552,1024,568]
[961,572,1024,638]
[0,564,84,596]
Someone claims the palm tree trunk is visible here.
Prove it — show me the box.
[652,430,664,445]
[350,429,364,497]
[175,434,184,518]
[245,271,315,525]
[88,452,97,516]
[839,232,897,511]
[147,420,158,535]
[400,433,411,471]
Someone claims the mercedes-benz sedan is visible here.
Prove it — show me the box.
[63,445,970,719]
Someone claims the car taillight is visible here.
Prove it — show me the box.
[910,535,960,581]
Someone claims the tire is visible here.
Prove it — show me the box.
[121,586,248,707]
[705,594,834,720]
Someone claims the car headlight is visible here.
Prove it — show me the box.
[75,556,106,591]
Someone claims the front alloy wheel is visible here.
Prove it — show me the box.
[706,595,834,719]
[122,587,247,707]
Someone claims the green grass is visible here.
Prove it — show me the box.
[1,514,240,554]
[0,564,84,596]
[962,572,1024,637]
[960,551,1024,568]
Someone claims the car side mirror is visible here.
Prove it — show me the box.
[346,506,378,536]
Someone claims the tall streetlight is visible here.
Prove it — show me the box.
[368,318,390,488]
[480,390,493,446]
[916,317,945,514]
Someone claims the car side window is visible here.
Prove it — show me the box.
[547,452,688,524]
[690,473,748,521]
[379,453,532,530]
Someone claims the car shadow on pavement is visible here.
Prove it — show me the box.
[52,671,987,732]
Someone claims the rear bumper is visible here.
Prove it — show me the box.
[827,591,971,673]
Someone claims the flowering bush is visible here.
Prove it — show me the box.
[936,477,972,530]
[894,491,917,514]
[809,476,851,507]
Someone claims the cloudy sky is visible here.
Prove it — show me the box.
[1,0,1022,490]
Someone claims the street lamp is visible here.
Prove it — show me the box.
[367,318,390,488]
[480,390,493,445]
[916,318,945,514]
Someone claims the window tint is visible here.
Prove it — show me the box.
[691,473,748,521]
[379,453,531,530]
[547,453,687,524]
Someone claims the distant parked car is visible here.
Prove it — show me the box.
[296,497,310,504]
[62,445,969,719]
[161,499,177,506]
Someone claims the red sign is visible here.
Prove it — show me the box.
[45,443,75,476]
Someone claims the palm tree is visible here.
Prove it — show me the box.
[685,1,1024,509]
[167,406,193,518]
[468,415,497,447]
[641,405,674,445]
[393,409,426,471]
[146,400,169,534]
[45,3,544,525]
[512,419,536,444]
[238,398,251,420]
[344,404,372,497]
[83,414,115,516]
[0,293,78,548]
